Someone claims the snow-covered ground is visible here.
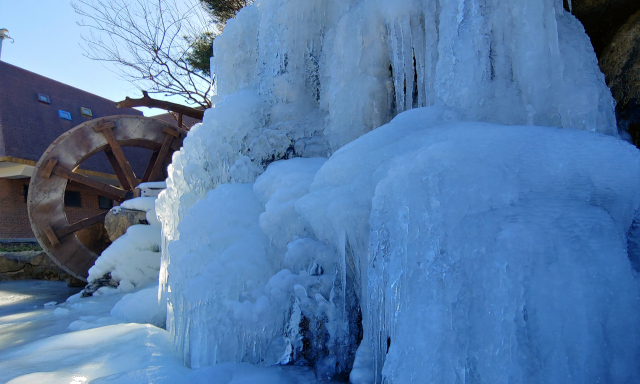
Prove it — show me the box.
[0,282,329,383]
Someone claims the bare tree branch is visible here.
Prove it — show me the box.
[73,0,214,108]
[116,91,204,120]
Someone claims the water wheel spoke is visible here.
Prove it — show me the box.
[94,122,139,189]
[142,150,160,183]
[55,211,109,239]
[146,127,179,182]
[43,159,128,201]
[105,147,132,190]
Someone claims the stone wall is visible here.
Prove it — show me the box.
[0,251,69,281]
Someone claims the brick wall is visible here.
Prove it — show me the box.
[0,178,110,240]
[0,178,32,238]
[64,185,109,224]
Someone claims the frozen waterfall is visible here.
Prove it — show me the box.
[154,0,638,382]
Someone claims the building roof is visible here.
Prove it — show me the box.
[0,61,145,176]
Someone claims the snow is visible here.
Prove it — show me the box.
[137,181,167,198]
[110,285,166,327]
[120,196,158,213]
[88,197,162,290]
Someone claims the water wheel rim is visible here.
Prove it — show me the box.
[27,115,183,282]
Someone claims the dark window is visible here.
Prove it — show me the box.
[22,184,28,203]
[64,191,82,207]
[98,195,113,210]
[37,93,51,104]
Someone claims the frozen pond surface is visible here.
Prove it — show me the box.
[0,280,82,318]
[0,280,83,352]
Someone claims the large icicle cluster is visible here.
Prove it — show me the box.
[154,0,637,382]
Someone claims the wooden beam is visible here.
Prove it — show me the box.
[146,129,176,182]
[52,164,128,201]
[115,91,204,120]
[55,211,109,239]
[94,121,116,132]
[94,123,139,189]
[65,180,122,202]
[104,148,132,190]
[41,159,58,179]
[163,127,180,138]
[43,226,60,247]
[142,150,160,183]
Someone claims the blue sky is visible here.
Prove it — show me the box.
[1,0,200,116]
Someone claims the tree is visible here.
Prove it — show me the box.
[73,0,215,108]
[200,0,250,23]
[185,30,215,76]
[184,0,251,77]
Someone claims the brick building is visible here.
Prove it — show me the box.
[0,61,144,241]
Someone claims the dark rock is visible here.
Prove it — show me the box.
[599,10,640,108]
[569,1,640,143]
[104,207,148,242]
[76,222,112,256]
[81,272,118,297]
[571,0,640,55]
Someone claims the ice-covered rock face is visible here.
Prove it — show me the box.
[154,0,635,382]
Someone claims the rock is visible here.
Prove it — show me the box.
[599,10,640,107]
[76,222,111,255]
[104,207,149,242]
[598,10,640,145]
[569,1,640,144]
[82,272,118,297]
[571,0,640,55]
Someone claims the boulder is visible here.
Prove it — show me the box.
[599,10,640,108]
[570,1,640,144]
[598,10,640,145]
[104,207,149,242]
[571,0,640,55]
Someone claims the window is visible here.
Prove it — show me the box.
[58,110,72,121]
[37,93,51,104]
[98,195,113,210]
[64,191,82,207]
[22,184,28,203]
[80,107,93,118]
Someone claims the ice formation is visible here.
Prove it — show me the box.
[151,0,640,382]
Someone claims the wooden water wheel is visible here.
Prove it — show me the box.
[27,115,185,281]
